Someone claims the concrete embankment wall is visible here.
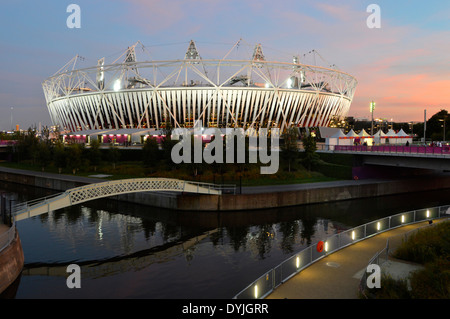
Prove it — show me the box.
[177,175,450,211]
[0,231,24,295]
[1,166,450,212]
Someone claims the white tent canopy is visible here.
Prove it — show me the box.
[396,129,413,145]
[325,129,347,146]
[358,129,374,145]
[385,129,399,144]
[373,130,387,144]
[346,129,358,137]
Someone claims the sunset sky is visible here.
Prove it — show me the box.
[1,0,449,130]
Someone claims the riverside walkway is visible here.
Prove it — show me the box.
[266,220,444,299]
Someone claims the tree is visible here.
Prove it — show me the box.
[301,133,319,171]
[142,136,160,172]
[109,145,120,169]
[281,126,300,172]
[36,141,51,171]
[88,139,102,172]
[66,144,83,174]
[161,134,178,168]
[16,128,39,162]
[53,141,66,174]
[413,109,448,141]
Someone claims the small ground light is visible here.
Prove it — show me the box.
[254,285,258,299]
[401,215,405,223]
[324,242,328,252]
[426,210,430,218]
[296,256,300,268]
[377,222,381,231]
[351,231,356,240]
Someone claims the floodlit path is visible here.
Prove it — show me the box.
[266,220,443,299]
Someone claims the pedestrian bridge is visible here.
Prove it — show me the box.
[320,145,450,171]
[13,178,232,222]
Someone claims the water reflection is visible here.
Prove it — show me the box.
[1,180,450,298]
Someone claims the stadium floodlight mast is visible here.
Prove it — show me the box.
[42,40,358,133]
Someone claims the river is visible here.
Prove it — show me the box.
[1,180,450,299]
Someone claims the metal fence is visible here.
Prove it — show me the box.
[233,204,450,299]
[0,219,16,253]
[330,145,450,156]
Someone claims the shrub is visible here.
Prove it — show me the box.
[393,221,450,264]
[365,274,411,299]
[409,257,450,299]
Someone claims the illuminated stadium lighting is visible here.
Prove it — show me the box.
[113,79,121,91]
[42,40,357,133]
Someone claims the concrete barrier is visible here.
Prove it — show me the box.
[0,230,24,295]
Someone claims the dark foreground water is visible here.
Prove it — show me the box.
[1,181,450,299]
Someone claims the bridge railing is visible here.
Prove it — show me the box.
[0,219,16,253]
[11,192,65,216]
[183,181,237,195]
[11,179,237,218]
[330,145,450,155]
[233,204,450,299]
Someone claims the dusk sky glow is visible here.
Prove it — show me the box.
[1,0,449,130]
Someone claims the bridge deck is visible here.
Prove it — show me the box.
[13,178,231,221]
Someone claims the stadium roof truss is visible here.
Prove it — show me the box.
[42,40,358,132]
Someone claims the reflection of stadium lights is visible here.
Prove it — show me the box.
[114,79,121,91]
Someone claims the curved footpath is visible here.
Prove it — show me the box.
[266,219,447,299]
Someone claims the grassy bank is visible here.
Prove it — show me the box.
[363,220,450,299]
[0,158,342,186]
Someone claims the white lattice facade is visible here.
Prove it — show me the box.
[43,41,357,132]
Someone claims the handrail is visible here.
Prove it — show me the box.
[0,218,16,253]
[12,192,64,215]
[11,178,236,221]
[358,239,389,299]
[329,144,450,156]
[233,204,450,299]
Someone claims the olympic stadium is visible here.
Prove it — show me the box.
[42,40,357,144]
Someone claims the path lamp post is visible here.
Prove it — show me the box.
[370,101,375,135]
[439,116,446,143]
[10,107,13,132]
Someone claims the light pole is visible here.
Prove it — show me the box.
[424,109,427,144]
[439,116,446,143]
[10,107,13,132]
[370,101,375,135]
